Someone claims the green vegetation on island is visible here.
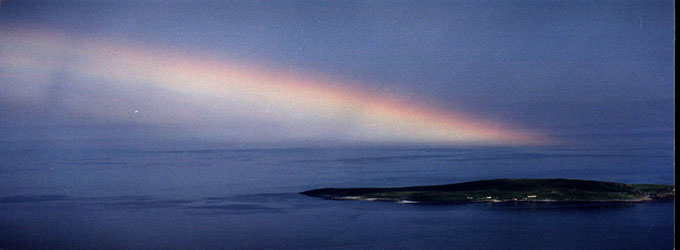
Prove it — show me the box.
[300,179,674,203]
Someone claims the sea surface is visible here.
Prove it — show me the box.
[0,144,674,249]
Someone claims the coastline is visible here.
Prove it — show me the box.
[301,178,675,204]
[317,196,663,204]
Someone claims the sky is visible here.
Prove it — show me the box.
[0,0,674,148]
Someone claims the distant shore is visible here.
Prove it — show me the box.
[300,178,675,204]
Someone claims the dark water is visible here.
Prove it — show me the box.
[0,145,674,249]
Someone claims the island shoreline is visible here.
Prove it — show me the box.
[301,178,675,204]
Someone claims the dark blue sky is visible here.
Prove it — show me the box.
[0,0,674,147]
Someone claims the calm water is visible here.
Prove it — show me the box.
[0,145,674,249]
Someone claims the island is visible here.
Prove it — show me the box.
[300,178,674,204]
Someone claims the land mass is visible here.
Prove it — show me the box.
[300,179,674,204]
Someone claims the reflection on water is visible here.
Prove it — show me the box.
[0,192,673,250]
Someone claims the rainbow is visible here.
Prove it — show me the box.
[0,27,545,145]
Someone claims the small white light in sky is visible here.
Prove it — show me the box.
[134,110,139,114]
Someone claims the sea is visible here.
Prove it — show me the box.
[0,142,674,250]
